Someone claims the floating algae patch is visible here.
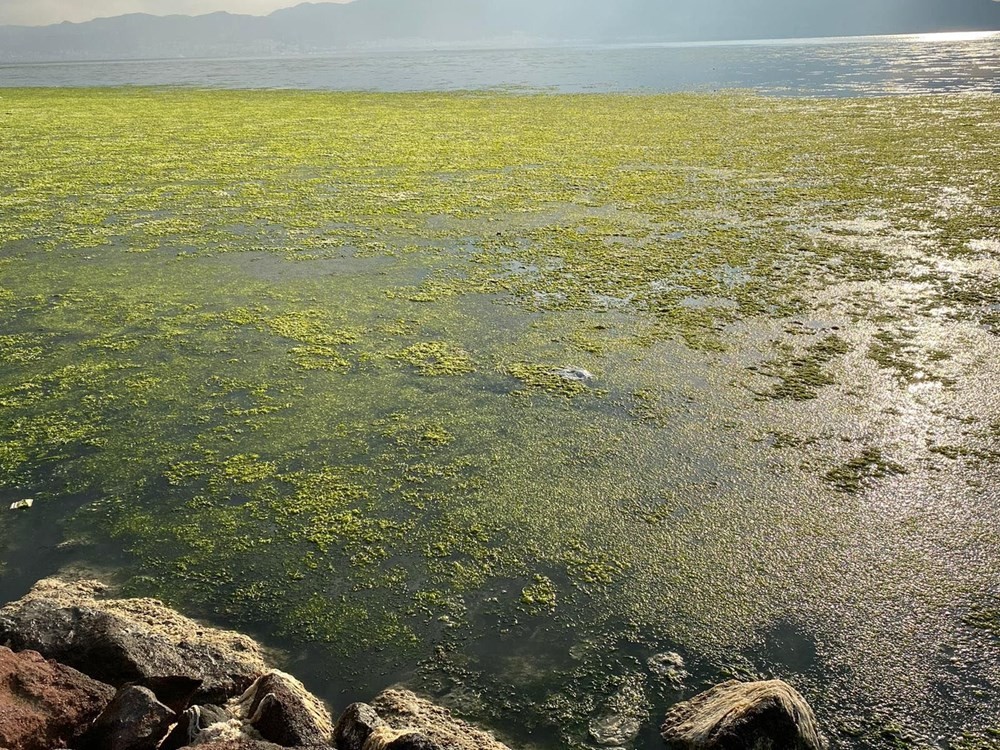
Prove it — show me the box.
[757,333,852,401]
[0,89,999,750]
[823,447,909,494]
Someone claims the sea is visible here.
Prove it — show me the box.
[0,30,998,95]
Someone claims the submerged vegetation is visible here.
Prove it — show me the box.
[0,89,998,750]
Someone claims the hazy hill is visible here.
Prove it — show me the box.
[0,0,998,62]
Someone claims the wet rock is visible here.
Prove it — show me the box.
[85,684,176,750]
[139,674,204,713]
[371,688,512,750]
[647,652,689,688]
[660,679,826,750]
[588,674,647,747]
[550,366,594,383]
[188,741,287,750]
[333,702,386,750]
[238,670,333,747]
[0,577,269,703]
[362,727,442,750]
[0,646,114,750]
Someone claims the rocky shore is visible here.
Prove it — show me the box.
[0,577,826,750]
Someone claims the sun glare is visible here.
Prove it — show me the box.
[910,30,999,42]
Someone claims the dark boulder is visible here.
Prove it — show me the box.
[386,732,443,750]
[0,646,114,750]
[660,679,826,750]
[382,731,443,750]
[137,674,203,713]
[84,684,175,750]
[0,577,269,703]
[187,741,288,750]
[334,702,386,750]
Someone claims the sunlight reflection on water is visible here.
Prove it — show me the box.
[0,32,997,95]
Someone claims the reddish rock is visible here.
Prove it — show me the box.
[0,646,114,750]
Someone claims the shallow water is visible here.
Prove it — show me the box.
[0,32,998,95]
[0,90,998,750]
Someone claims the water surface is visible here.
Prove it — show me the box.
[0,32,997,95]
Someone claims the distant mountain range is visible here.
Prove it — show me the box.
[1,0,998,63]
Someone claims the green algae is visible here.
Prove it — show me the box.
[394,342,475,376]
[0,89,997,750]
[966,602,1000,638]
[758,333,851,401]
[504,363,592,397]
[824,448,909,493]
[521,574,558,614]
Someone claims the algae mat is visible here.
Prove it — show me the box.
[0,89,998,750]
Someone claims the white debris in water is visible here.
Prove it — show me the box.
[9,498,33,510]
[549,366,594,383]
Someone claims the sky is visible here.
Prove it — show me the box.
[0,0,350,26]
[2,0,998,27]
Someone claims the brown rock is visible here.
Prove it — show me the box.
[660,679,826,750]
[238,670,333,747]
[0,577,270,703]
[371,688,512,750]
[0,646,114,750]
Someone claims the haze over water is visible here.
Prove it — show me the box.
[1,31,998,95]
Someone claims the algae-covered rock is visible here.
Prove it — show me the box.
[647,652,689,688]
[588,673,648,747]
[371,688,513,750]
[237,670,333,747]
[660,679,825,750]
[0,577,269,703]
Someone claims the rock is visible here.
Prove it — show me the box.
[588,674,647,747]
[0,577,269,703]
[647,652,689,688]
[138,674,204,713]
[333,702,386,750]
[85,684,176,750]
[238,670,333,747]
[549,366,594,383]
[362,727,442,750]
[189,741,287,750]
[0,646,114,750]
[371,688,512,750]
[660,679,826,750]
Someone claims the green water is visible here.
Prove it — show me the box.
[0,89,998,750]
